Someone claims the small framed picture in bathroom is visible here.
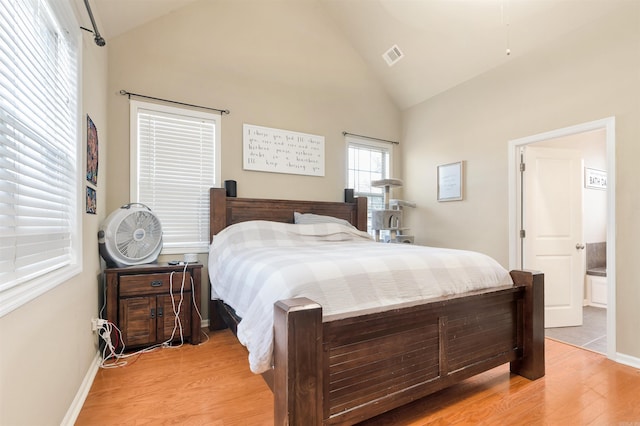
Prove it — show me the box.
[585,168,607,190]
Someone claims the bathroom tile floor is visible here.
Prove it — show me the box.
[544,306,607,354]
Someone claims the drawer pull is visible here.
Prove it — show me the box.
[150,280,163,287]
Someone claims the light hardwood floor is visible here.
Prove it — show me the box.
[76,329,640,425]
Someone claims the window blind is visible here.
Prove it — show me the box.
[0,0,80,301]
[133,102,218,253]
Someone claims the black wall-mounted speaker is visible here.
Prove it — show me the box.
[224,180,237,197]
[344,188,354,203]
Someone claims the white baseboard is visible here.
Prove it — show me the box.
[201,319,209,328]
[615,352,640,370]
[60,351,101,426]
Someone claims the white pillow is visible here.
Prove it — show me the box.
[294,212,354,228]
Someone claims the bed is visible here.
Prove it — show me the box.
[207,188,544,425]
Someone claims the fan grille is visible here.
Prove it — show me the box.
[115,210,162,261]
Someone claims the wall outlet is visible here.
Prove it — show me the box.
[91,318,107,331]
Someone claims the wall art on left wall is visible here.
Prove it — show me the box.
[86,114,98,185]
[86,186,96,214]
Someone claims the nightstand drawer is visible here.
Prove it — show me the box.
[119,272,192,297]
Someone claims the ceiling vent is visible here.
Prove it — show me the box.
[382,44,404,67]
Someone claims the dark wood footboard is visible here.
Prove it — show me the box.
[273,270,544,425]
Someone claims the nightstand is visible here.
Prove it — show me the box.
[104,263,202,349]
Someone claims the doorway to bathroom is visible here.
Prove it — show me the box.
[508,117,615,358]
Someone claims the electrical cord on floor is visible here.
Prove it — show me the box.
[97,320,163,368]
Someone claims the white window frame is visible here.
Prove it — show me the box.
[0,0,82,317]
[130,100,221,254]
[345,135,393,233]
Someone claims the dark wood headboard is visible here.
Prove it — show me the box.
[209,187,367,241]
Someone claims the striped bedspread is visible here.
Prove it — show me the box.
[208,220,513,374]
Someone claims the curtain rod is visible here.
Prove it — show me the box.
[342,131,399,145]
[81,0,105,46]
[119,90,230,115]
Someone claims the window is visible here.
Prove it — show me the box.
[346,136,392,233]
[0,0,81,316]
[130,100,221,254]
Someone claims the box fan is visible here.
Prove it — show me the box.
[98,203,163,268]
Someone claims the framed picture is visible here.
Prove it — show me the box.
[585,167,607,190]
[86,186,96,214]
[86,115,98,185]
[437,161,464,202]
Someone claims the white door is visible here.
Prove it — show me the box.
[523,146,584,328]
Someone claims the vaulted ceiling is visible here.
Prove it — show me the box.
[82,0,627,109]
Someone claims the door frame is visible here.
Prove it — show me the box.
[508,117,616,360]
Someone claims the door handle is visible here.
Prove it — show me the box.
[576,243,585,250]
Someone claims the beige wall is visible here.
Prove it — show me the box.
[106,0,401,319]
[401,4,640,359]
[106,0,400,209]
[0,26,109,426]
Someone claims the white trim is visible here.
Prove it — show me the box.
[0,265,82,317]
[603,118,617,363]
[61,351,102,426]
[615,352,640,370]
[508,117,616,361]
